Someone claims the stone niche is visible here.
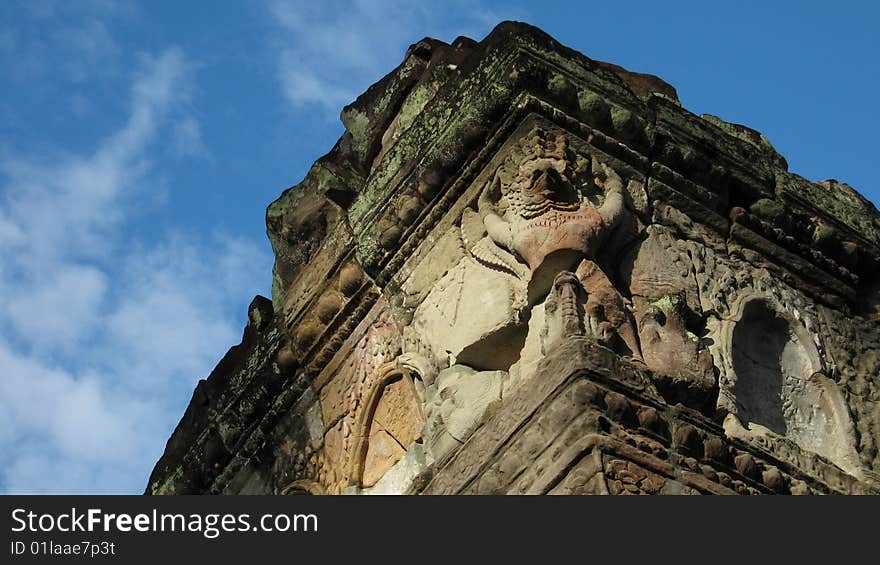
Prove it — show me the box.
[722,298,862,476]
[350,364,424,490]
[731,300,812,436]
[146,21,880,496]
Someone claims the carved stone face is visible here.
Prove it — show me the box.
[506,131,581,219]
[480,127,624,274]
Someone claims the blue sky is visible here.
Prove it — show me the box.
[0,1,877,494]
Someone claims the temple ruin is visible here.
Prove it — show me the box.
[147,22,880,495]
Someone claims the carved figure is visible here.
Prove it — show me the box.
[477,127,624,282]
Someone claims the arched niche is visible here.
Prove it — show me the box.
[724,298,861,475]
[730,300,810,435]
[348,360,425,489]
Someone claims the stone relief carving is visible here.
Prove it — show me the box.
[146,24,880,497]
[476,126,625,298]
[306,123,872,492]
[635,294,716,411]
[286,117,875,494]
[421,364,505,464]
[575,260,641,358]
[312,312,402,493]
[408,250,528,371]
[716,295,862,477]
[389,124,654,489]
[407,124,643,380]
[348,361,425,489]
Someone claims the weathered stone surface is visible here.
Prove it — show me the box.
[147,21,880,496]
[410,256,527,370]
[359,374,424,486]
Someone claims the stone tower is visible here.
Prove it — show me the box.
[147,22,880,495]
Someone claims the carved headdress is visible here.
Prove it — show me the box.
[477,126,625,273]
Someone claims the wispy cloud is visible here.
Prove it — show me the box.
[268,0,529,113]
[172,116,209,159]
[4,48,184,250]
[0,33,270,493]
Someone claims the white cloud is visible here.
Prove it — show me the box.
[101,233,264,390]
[173,116,209,158]
[0,232,269,493]
[277,59,354,111]
[0,346,138,463]
[0,41,271,493]
[5,265,108,353]
[0,47,188,270]
[0,47,191,356]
